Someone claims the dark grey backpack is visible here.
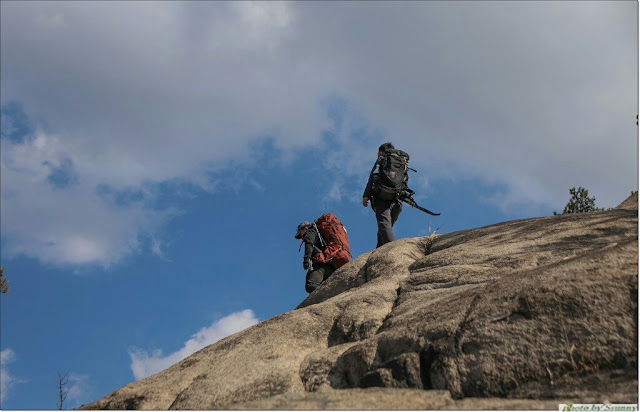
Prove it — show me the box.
[375,149,410,200]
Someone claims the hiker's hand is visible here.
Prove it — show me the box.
[363,197,369,207]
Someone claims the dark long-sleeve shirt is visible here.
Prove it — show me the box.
[302,227,324,262]
[363,159,381,199]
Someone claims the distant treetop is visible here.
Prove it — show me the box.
[1,268,8,294]
[555,187,604,215]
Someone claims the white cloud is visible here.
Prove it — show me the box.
[129,309,259,381]
[233,1,292,50]
[326,181,345,203]
[1,131,177,267]
[1,349,21,405]
[0,2,636,266]
[150,236,164,258]
[67,374,92,407]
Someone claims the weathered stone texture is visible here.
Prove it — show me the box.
[82,194,638,410]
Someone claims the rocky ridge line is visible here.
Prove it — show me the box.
[82,194,638,410]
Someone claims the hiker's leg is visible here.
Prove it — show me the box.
[321,264,335,283]
[305,268,322,293]
[371,198,383,248]
[375,199,395,247]
[306,264,335,293]
[390,201,403,226]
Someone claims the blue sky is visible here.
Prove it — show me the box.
[1,1,637,409]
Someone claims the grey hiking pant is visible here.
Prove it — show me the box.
[305,263,335,293]
[372,197,403,248]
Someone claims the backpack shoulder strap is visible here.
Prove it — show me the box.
[312,222,326,247]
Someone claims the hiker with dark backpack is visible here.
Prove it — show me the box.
[294,213,351,293]
[363,142,406,248]
[363,143,441,248]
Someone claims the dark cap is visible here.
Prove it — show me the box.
[294,221,311,239]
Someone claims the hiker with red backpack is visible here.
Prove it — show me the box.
[294,213,351,293]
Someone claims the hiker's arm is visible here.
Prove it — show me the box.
[362,161,378,201]
[305,230,328,266]
[303,230,318,262]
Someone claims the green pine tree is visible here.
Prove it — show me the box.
[555,187,603,215]
[1,268,8,294]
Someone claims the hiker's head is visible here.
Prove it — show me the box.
[378,142,394,158]
[295,221,311,239]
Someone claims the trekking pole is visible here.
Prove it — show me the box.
[399,191,441,216]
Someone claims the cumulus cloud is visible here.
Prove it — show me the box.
[129,309,259,381]
[1,130,177,266]
[1,349,21,405]
[295,1,636,209]
[0,2,635,265]
[66,374,92,408]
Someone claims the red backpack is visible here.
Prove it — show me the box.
[311,213,351,269]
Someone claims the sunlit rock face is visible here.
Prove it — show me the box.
[83,194,638,410]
